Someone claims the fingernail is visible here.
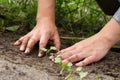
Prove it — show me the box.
[49,56,54,59]
[14,42,18,45]
[14,42,16,45]
[20,46,24,51]
[51,59,54,61]
[25,48,30,54]
[38,52,42,57]
[14,41,20,45]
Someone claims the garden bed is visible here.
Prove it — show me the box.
[0,32,120,80]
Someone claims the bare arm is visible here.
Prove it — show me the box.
[36,0,55,22]
[99,18,120,46]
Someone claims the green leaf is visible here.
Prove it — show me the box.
[50,46,57,50]
[6,25,19,31]
[40,48,47,52]
[62,63,67,68]
[18,11,26,18]
[67,62,73,68]
[79,72,88,79]
[76,67,82,72]
[54,57,62,63]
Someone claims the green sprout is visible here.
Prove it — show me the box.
[40,48,47,52]
[41,46,88,80]
[76,67,88,80]
[54,57,62,64]
[65,63,74,80]
[54,56,88,80]
[54,56,74,79]
[54,57,68,75]
[50,46,57,50]
[76,67,82,72]
[40,46,57,56]
[79,72,88,80]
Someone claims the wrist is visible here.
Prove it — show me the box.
[36,16,55,22]
[97,32,117,48]
[36,0,55,24]
[98,18,120,47]
[36,17,55,25]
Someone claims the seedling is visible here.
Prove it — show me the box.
[76,67,88,80]
[54,56,74,79]
[40,48,47,52]
[41,46,88,80]
[40,46,57,56]
[54,56,88,80]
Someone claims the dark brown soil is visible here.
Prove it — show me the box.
[0,32,120,80]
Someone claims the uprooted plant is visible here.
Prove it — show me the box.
[41,46,88,80]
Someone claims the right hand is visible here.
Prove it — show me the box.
[14,19,60,57]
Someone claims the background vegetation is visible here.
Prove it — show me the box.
[0,0,110,37]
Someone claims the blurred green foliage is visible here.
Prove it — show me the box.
[0,0,37,31]
[0,0,109,37]
[56,0,109,37]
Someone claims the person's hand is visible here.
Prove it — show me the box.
[57,18,120,66]
[58,33,112,66]
[14,19,60,57]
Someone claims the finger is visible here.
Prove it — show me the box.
[60,51,75,60]
[49,56,54,61]
[25,37,38,54]
[75,56,95,66]
[59,46,75,54]
[20,37,29,52]
[38,34,49,57]
[53,33,60,51]
[62,54,84,63]
[49,56,54,59]
[14,37,24,46]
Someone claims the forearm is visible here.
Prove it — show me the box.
[99,7,120,46]
[36,0,55,22]
[99,18,120,46]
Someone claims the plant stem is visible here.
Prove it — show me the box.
[46,49,52,56]
[60,67,65,75]
[65,73,72,80]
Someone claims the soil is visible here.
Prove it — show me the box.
[0,32,120,80]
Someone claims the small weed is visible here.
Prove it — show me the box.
[40,46,57,56]
[41,46,88,80]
